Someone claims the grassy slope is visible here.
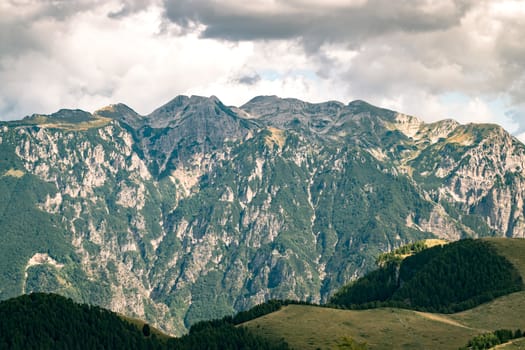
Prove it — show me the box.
[246,293,525,350]
[244,305,480,350]
[450,291,525,331]
[244,238,525,350]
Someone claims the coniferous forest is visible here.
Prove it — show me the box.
[329,239,523,312]
[0,293,288,350]
[0,293,163,350]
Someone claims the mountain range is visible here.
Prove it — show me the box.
[0,95,524,334]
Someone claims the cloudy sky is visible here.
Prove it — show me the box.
[1,0,524,141]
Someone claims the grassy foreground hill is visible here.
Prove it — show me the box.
[243,238,525,349]
[244,292,525,350]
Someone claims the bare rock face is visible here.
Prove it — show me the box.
[0,95,524,335]
[138,95,258,177]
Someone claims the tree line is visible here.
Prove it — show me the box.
[459,329,523,350]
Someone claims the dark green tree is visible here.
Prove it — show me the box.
[142,324,151,337]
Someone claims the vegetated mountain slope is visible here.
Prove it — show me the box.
[329,239,523,312]
[1,96,525,334]
[0,293,165,350]
[243,238,525,350]
[0,293,287,350]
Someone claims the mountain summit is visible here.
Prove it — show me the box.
[0,95,524,334]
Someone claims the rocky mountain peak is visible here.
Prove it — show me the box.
[146,95,238,129]
[240,96,344,135]
[135,95,257,177]
[241,95,344,119]
[345,100,397,122]
[94,103,144,128]
[241,95,303,118]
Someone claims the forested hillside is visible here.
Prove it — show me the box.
[330,239,523,312]
[0,293,164,350]
[0,293,288,350]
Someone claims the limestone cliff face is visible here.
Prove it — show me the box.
[0,95,524,335]
[398,122,525,238]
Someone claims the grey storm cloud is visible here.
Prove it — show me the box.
[236,73,262,86]
[160,0,524,107]
[159,0,523,97]
[161,0,525,132]
[494,17,525,104]
[163,0,475,45]
[0,20,42,57]
[0,1,90,57]
[109,0,156,18]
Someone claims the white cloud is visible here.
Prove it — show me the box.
[0,0,524,141]
[0,3,256,117]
